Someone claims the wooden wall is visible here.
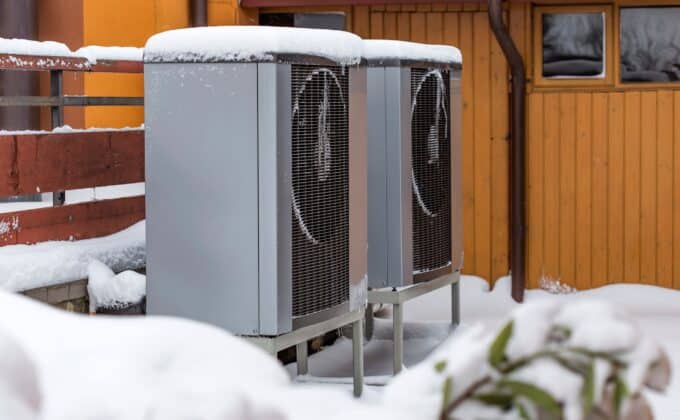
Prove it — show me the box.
[82,0,191,128]
[527,89,680,290]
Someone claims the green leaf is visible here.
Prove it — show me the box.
[581,362,595,414]
[497,380,561,415]
[441,377,454,413]
[434,360,448,373]
[489,321,514,368]
[474,392,514,409]
[517,401,532,420]
[613,376,629,416]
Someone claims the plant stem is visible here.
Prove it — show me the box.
[439,376,492,420]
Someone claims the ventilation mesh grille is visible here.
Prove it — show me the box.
[291,64,350,317]
[411,68,452,278]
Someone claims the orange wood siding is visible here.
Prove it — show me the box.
[526,89,680,289]
[37,0,85,129]
[81,0,191,128]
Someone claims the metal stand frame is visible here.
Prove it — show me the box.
[243,307,365,397]
[367,271,460,375]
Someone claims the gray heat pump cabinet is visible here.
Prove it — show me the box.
[143,27,368,346]
[363,40,463,375]
[365,40,463,290]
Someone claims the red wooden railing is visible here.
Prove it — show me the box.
[0,49,145,248]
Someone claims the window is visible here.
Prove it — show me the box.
[543,13,605,78]
[259,13,345,31]
[533,6,613,87]
[620,7,680,83]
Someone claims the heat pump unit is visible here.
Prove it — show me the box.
[365,40,463,289]
[143,27,367,337]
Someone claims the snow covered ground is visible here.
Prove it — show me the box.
[289,276,680,419]
[0,275,676,419]
[0,221,145,293]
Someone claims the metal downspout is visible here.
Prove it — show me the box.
[191,0,208,27]
[488,0,526,302]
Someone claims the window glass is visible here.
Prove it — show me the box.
[542,13,605,78]
[620,8,680,83]
[259,13,345,31]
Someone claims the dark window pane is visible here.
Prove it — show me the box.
[259,13,345,31]
[621,8,680,83]
[543,13,605,78]
[294,13,345,31]
[259,13,295,27]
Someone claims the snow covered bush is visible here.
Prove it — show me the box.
[384,300,671,420]
[0,291,291,420]
[87,259,146,313]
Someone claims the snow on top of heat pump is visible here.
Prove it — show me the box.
[362,39,462,66]
[0,37,76,57]
[144,26,364,66]
[75,46,143,64]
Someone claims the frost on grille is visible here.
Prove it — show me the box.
[291,64,350,317]
[411,68,452,279]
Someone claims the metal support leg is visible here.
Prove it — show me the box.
[364,302,374,341]
[352,317,364,397]
[451,280,460,327]
[296,341,308,376]
[50,70,65,206]
[393,302,404,375]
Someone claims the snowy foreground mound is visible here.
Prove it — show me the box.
[386,299,671,420]
[0,291,669,420]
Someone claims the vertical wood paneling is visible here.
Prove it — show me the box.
[657,91,673,288]
[410,12,426,42]
[353,6,370,38]
[543,93,561,281]
[397,12,410,40]
[591,93,609,287]
[624,92,641,283]
[490,33,509,282]
[472,11,492,282]
[640,92,657,284]
[443,13,459,46]
[527,93,544,289]
[384,12,397,39]
[370,12,383,38]
[459,12,476,275]
[675,92,680,290]
[559,93,577,286]
[426,13,442,43]
[608,93,625,283]
[575,93,592,289]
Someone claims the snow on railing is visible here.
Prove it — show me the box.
[0,37,142,72]
[0,37,144,210]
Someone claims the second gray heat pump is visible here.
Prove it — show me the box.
[365,40,463,289]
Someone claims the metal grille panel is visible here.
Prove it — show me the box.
[411,68,452,278]
[291,64,350,317]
